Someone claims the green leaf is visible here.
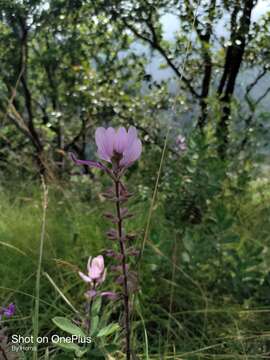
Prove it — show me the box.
[92,297,102,316]
[90,315,99,336]
[88,348,105,357]
[75,348,88,358]
[52,341,81,353]
[223,234,240,243]
[221,217,234,230]
[44,347,49,360]
[53,339,88,358]
[104,344,118,353]
[52,317,86,337]
[88,344,118,357]
[182,251,190,263]
[97,323,120,337]
[183,230,194,253]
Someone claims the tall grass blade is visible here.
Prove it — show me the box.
[33,177,48,360]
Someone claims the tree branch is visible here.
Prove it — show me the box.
[245,68,267,96]
[120,17,201,98]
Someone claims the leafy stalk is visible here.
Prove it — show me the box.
[114,179,131,360]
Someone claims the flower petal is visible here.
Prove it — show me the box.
[126,126,138,148]
[87,256,92,273]
[97,149,111,162]
[78,271,92,283]
[3,303,15,317]
[96,268,107,284]
[95,128,111,161]
[114,127,128,154]
[120,139,142,167]
[93,255,104,271]
[95,127,115,161]
[95,127,106,152]
[89,255,104,280]
[104,127,115,158]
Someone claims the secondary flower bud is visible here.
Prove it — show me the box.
[79,255,106,285]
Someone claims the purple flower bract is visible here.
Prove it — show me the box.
[95,126,142,168]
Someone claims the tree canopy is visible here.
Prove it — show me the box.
[0,0,269,178]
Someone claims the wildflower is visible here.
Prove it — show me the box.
[0,303,15,320]
[79,256,118,302]
[4,304,15,317]
[72,126,142,360]
[176,134,187,152]
[71,126,142,171]
[79,256,106,285]
[95,126,142,167]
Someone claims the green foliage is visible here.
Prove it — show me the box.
[52,317,86,337]
[0,0,270,358]
[52,315,119,358]
[0,172,270,358]
[96,323,120,338]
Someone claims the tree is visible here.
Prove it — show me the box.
[0,0,269,178]
[99,0,269,158]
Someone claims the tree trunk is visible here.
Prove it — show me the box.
[216,0,255,159]
[197,0,216,130]
[18,17,48,176]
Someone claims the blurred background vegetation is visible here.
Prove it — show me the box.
[1,0,270,358]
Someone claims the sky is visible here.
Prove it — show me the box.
[142,0,270,93]
[161,0,270,41]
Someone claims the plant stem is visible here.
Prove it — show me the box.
[139,128,169,259]
[0,345,8,360]
[87,296,94,354]
[166,233,177,351]
[33,176,48,360]
[87,288,95,336]
[115,179,131,360]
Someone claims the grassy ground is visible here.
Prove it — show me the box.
[1,177,270,359]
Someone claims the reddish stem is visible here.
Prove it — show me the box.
[115,179,131,360]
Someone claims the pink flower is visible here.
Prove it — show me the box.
[95,126,142,168]
[79,255,106,285]
[71,126,142,170]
